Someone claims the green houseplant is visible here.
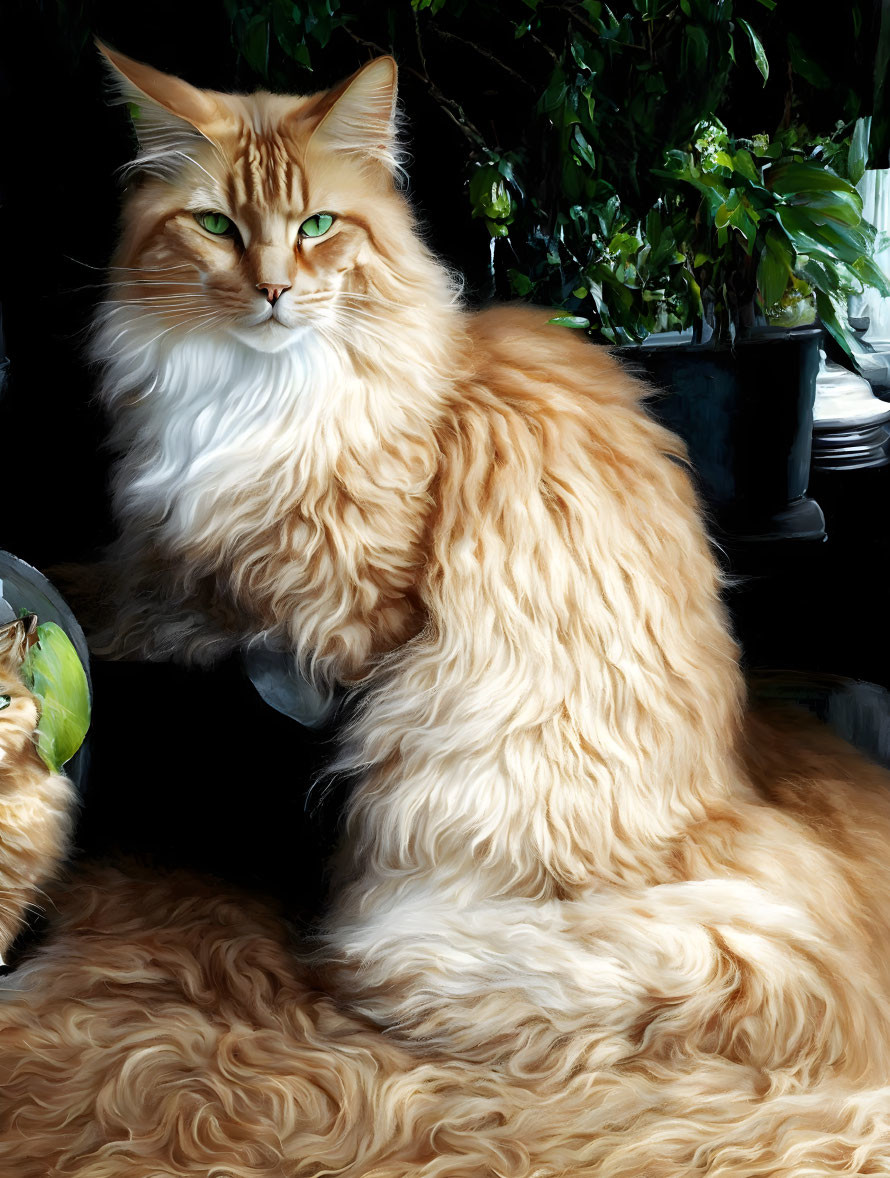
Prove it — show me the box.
[625,118,888,542]
[657,116,887,355]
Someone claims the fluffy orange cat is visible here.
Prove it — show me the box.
[3,45,890,1175]
[0,617,74,964]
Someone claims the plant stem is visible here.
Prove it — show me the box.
[411,11,491,152]
[429,27,535,91]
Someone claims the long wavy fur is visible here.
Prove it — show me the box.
[2,50,890,1174]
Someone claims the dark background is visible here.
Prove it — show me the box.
[1,0,888,920]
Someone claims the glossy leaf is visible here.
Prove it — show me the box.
[683,25,709,72]
[757,229,793,307]
[770,161,862,200]
[509,269,536,296]
[548,315,591,328]
[609,232,642,256]
[813,288,855,359]
[738,19,768,85]
[572,126,597,170]
[470,165,513,225]
[19,622,90,774]
[853,254,890,299]
[774,207,854,264]
[731,149,760,184]
[770,164,863,227]
[848,116,872,186]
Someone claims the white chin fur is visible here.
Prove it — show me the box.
[94,311,352,555]
[228,319,311,354]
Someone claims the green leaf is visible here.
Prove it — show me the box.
[813,288,855,359]
[681,268,703,315]
[811,219,872,264]
[731,148,760,184]
[769,162,861,197]
[290,41,312,68]
[598,194,622,236]
[609,232,642,256]
[727,202,758,249]
[799,257,846,294]
[775,207,849,263]
[19,622,90,774]
[757,229,793,306]
[804,195,864,227]
[508,269,536,297]
[683,25,709,72]
[848,116,872,186]
[572,125,597,170]
[852,254,890,298]
[470,165,513,223]
[769,163,863,225]
[548,315,591,328]
[738,19,769,84]
[241,14,271,78]
[646,204,663,246]
[787,33,830,89]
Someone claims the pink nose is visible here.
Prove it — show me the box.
[257,282,291,306]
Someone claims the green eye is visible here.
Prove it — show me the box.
[197,211,235,236]
[0,694,10,711]
[299,213,335,239]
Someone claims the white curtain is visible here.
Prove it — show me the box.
[850,169,890,345]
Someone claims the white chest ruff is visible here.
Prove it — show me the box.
[102,328,349,555]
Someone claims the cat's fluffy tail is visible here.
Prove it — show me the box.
[1,862,890,1177]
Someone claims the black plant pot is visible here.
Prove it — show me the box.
[621,325,825,542]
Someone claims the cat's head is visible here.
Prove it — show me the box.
[97,44,452,357]
[0,617,39,768]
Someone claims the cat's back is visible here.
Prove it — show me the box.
[455,302,691,504]
[464,303,647,411]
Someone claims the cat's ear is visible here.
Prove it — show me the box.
[0,616,36,668]
[306,57,401,174]
[96,41,234,168]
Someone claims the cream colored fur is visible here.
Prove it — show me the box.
[0,619,74,962]
[2,48,890,1174]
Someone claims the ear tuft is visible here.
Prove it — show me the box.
[0,619,28,669]
[310,57,402,175]
[96,41,232,180]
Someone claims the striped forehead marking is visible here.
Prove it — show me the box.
[230,130,306,212]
